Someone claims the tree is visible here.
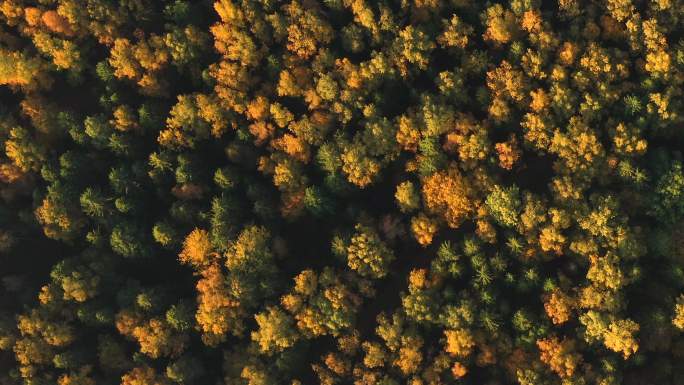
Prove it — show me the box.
[422,167,474,228]
[35,182,85,241]
[410,214,438,246]
[109,36,170,96]
[153,221,179,247]
[438,15,473,49]
[393,25,435,73]
[32,32,82,71]
[285,1,334,59]
[483,4,519,44]
[211,2,261,67]
[444,329,474,358]
[121,366,170,385]
[80,188,109,219]
[485,185,521,228]
[195,263,244,345]
[226,226,273,275]
[131,318,187,359]
[251,306,299,354]
[303,186,334,217]
[0,49,47,89]
[84,115,114,150]
[586,253,625,292]
[41,10,75,36]
[166,301,195,333]
[5,126,45,172]
[549,117,605,176]
[495,135,521,170]
[603,319,639,359]
[341,145,381,188]
[394,343,422,375]
[673,294,684,330]
[0,1,683,384]
[431,241,463,278]
[536,337,582,378]
[179,228,213,267]
[544,289,574,325]
[49,258,100,303]
[401,270,439,324]
[282,268,365,337]
[160,95,212,149]
[214,166,239,190]
[486,60,527,106]
[652,161,684,223]
[164,25,210,68]
[110,222,151,258]
[346,224,395,279]
[209,194,242,248]
[395,181,420,213]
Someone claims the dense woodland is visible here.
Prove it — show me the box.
[1,0,684,384]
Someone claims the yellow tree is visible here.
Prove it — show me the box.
[603,319,639,359]
[495,135,521,170]
[41,10,75,36]
[341,145,381,188]
[536,337,582,378]
[179,229,214,267]
[109,36,169,96]
[395,181,420,213]
[411,214,438,246]
[483,4,519,45]
[673,294,684,330]
[0,49,48,90]
[438,15,473,49]
[444,329,475,358]
[544,289,575,325]
[347,224,395,279]
[131,318,187,359]
[285,1,333,59]
[251,306,299,354]
[121,366,170,385]
[195,263,245,346]
[422,167,474,228]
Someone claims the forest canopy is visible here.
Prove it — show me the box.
[1,0,684,384]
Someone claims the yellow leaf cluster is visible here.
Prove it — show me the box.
[444,329,474,357]
[537,337,582,378]
[179,229,213,267]
[422,168,473,228]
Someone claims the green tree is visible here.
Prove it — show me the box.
[110,222,151,258]
[485,185,521,228]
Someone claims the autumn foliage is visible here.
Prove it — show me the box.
[1,1,684,385]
